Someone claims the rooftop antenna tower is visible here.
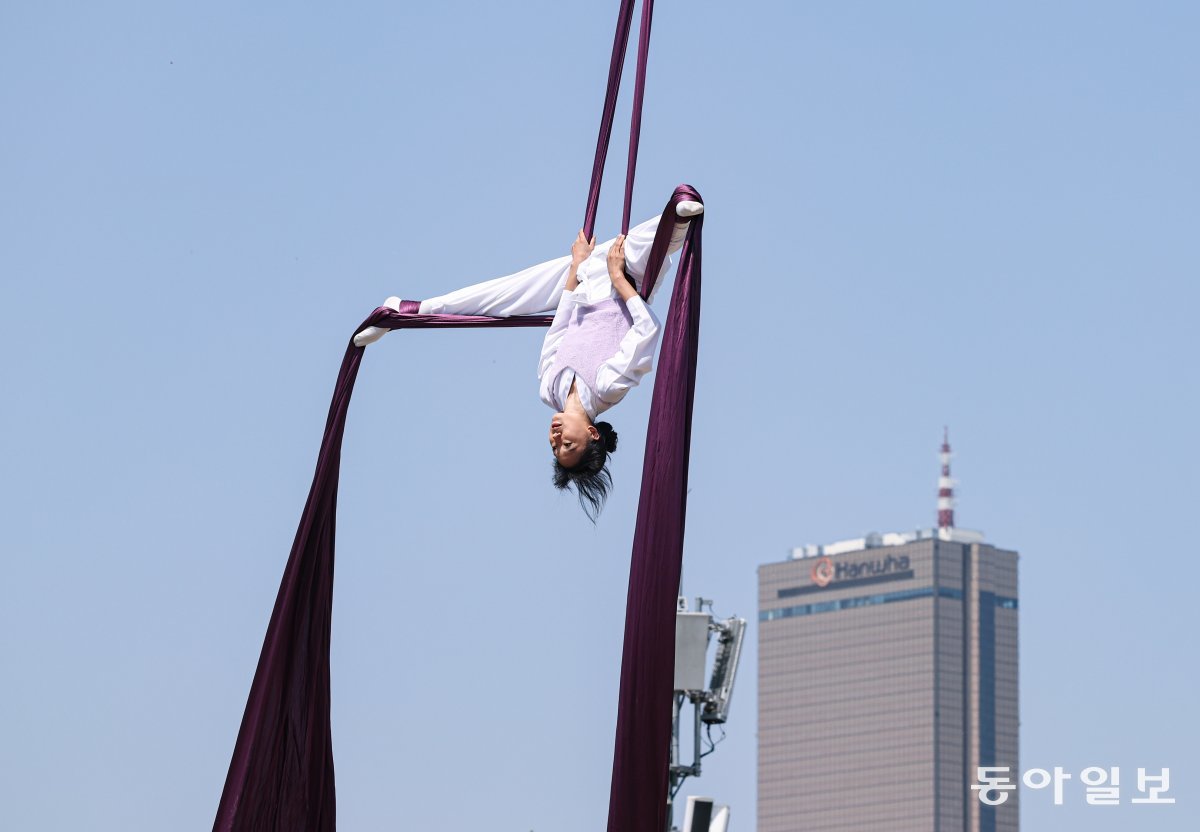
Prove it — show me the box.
[938,426,955,529]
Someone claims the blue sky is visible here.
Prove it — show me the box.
[1,2,1196,830]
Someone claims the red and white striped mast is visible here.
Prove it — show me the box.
[938,427,955,529]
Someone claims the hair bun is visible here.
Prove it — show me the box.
[596,421,619,454]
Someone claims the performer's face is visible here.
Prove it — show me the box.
[549,411,599,468]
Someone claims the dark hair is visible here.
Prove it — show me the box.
[552,421,619,521]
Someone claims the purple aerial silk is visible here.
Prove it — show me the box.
[583,0,655,239]
[212,311,551,832]
[215,1,697,829]
[605,187,701,832]
[582,0,639,239]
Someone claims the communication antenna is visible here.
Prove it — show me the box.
[668,604,746,832]
[702,618,746,726]
[938,426,955,529]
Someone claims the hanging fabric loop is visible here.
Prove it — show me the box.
[582,0,657,239]
[582,0,639,240]
[621,0,656,234]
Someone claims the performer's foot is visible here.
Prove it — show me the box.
[352,297,403,348]
[668,202,704,253]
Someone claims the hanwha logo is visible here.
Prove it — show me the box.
[811,556,834,588]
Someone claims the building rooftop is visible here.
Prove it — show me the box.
[790,526,986,560]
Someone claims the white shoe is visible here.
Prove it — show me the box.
[667,200,704,252]
[353,297,403,347]
[667,205,700,252]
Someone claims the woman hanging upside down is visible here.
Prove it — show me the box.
[354,201,703,518]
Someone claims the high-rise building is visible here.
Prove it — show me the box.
[757,435,1018,831]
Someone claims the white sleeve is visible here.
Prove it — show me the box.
[539,370,560,412]
[593,296,662,406]
[538,291,578,381]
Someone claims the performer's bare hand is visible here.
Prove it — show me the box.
[607,235,638,302]
[606,234,626,278]
[571,230,595,267]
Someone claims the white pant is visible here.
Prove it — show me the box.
[417,214,689,317]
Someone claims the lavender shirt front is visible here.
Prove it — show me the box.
[538,291,661,419]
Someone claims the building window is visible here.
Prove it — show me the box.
[760,586,966,621]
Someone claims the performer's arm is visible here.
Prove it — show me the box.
[540,229,598,378]
[594,294,661,407]
[566,229,595,293]
[594,236,660,403]
[537,292,575,381]
[606,235,639,302]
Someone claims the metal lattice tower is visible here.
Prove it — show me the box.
[938,427,955,529]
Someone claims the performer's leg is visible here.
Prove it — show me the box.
[588,202,702,303]
[354,253,572,347]
[354,296,402,347]
[418,254,573,318]
[417,205,699,315]
[354,201,701,345]
[618,215,672,279]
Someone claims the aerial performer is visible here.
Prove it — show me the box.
[352,203,703,518]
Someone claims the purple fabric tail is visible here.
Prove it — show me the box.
[213,313,552,832]
[606,186,703,832]
[212,344,365,831]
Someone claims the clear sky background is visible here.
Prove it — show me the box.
[2,1,1196,830]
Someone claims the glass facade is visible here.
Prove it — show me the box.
[760,586,963,621]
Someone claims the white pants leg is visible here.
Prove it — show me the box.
[418,214,690,316]
[573,214,686,306]
[354,213,692,346]
[418,254,573,317]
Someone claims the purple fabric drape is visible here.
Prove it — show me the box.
[212,313,553,832]
[216,2,697,829]
[605,186,700,832]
